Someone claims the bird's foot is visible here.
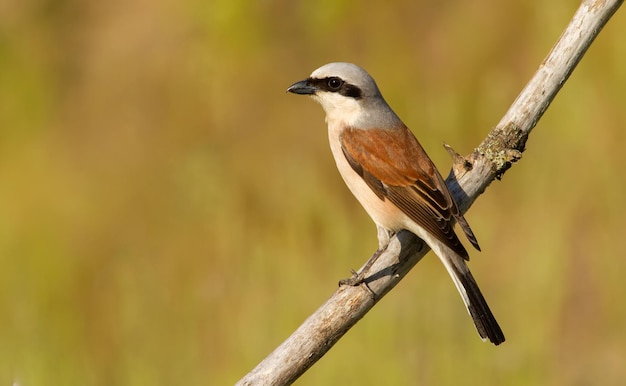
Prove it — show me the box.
[338,269,365,286]
[338,245,387,287]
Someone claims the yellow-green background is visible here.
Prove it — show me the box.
[1,1,625,385]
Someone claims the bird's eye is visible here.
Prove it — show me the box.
[327,78,343,90]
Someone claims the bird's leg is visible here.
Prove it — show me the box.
[339,226,395,286]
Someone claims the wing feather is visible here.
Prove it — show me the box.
[340,126,479,259]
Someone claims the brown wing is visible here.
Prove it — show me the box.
[340,126,479,259]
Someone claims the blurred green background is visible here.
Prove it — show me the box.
[1,0,625,385]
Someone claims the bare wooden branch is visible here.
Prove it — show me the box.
[236,1,623,384]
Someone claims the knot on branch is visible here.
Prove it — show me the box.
[444,142,474,175]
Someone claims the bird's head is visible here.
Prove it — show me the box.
[287,62,400,128]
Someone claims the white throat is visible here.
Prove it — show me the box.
[312,92,363,127]
[312,92,403,129]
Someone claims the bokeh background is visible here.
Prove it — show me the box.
[1,0,625,385]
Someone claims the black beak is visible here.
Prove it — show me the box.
[287,79,317,95]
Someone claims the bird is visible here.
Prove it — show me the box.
[287,62,505,345]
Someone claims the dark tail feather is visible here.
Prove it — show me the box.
[455,213,481,252]
[458,268,505,345]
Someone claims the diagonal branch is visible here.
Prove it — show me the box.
[236,1,623,384]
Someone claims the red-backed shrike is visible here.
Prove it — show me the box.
[287,62,504,345]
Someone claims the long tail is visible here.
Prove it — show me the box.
[432,242,505,345]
